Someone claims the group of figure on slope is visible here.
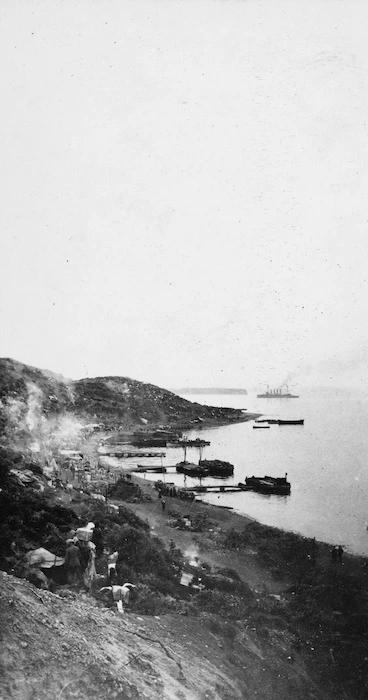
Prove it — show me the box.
[64,521,103,590]
[64,525,135,613]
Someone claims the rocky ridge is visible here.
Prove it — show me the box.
[0,358,255,434]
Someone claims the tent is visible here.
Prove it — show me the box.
[26,548,65,568]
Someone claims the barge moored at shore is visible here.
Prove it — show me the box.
[175,462,209,477]
[245,474,291,495]
[176,459,234,478]
[198,459,234,477]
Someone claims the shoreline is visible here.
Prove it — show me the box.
[105,412,261,439]
[97,413,365,559]
[130,472,367,566]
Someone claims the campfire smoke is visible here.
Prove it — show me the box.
[184,545,200,567]
[0,381,86,464]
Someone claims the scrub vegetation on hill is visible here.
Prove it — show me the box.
[221,522,368,698]
[0,357,253,431]
[0,448,252,620]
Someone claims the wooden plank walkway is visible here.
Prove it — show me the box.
[176,440,210,447]
[131,466,167,473]
[99,451,166,458]
[181,484,250,493]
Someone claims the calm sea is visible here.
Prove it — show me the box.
[107,389,368,556]
[174,389,368,556]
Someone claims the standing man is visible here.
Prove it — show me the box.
[107,551,119,581]
[92,522,104,557]
[64,540,81,585]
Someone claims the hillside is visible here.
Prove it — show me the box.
[0,358,255,438]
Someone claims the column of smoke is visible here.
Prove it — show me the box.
[279,350,368,388]
[0,382,85,464]
[184,545,200,567]
[278,372,298,390]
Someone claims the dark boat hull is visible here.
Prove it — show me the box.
[176,459,234,478]
[277,419,304,425]
[176,463,209,477]
[199,459,234,477]
[246,475,291,495]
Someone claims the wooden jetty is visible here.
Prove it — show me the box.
[137,464,178,470]
[99,451,166,458]
[131,466,167,473]
[181,484,250,494]
[179,477,291,496]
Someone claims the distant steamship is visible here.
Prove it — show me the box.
[257,385,299,399]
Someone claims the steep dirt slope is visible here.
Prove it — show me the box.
[0,571,321,700]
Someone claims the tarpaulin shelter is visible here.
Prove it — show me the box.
[26,548,65,568]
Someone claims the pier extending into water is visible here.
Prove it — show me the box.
[181,484,249,493]
[99,451,166,458]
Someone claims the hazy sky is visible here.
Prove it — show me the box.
[1,0,368,390]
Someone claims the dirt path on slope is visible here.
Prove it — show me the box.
[118,477,286,594]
